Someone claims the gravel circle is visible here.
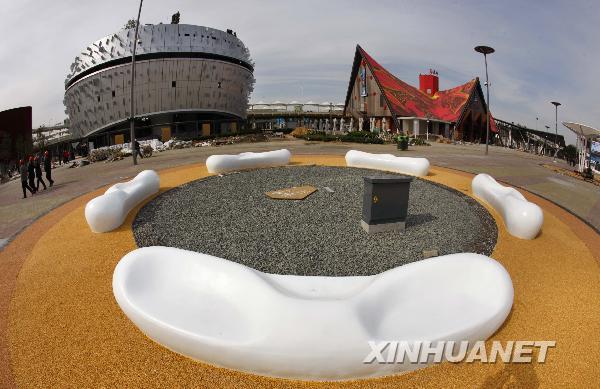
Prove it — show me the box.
[133,166,497,276]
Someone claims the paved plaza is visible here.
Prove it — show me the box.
[1,150,598,388]
[1,138,598,250]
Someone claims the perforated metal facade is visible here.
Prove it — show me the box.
[64,24,254,139]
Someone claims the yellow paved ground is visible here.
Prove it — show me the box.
[4,155,600,388]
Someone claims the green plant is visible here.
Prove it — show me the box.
[341,131,384,144]
[396,135,409,150]
[305,131,338,142]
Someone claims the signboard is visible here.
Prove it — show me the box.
[161,127,172,142]
[360,66,368,97]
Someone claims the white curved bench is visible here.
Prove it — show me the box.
[85,170,160,233]
[472,173,543,240]
[206,149,291,174]
[345,150,430,177]
[113,247,513,380]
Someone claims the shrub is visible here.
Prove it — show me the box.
[291,127,310,138]
[295,129,384,144]
[409,137,431,146]
[341,131,384,144]
[304,131,338,142]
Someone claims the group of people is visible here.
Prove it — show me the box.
[58,150,75,165]
[19,151,55,199]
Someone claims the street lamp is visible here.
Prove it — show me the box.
[551,101,561,163]
[129,0,144,165]
[544,125,550,156]
[474,45,495,155]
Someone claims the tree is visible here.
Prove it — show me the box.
[124,19,138,29]
[171,11,180,24]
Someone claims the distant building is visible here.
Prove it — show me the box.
[343,45,498,141]
[64,24,255,147]
[0,106,32,167]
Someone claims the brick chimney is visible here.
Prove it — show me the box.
[419,69,439,96]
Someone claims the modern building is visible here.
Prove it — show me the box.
[32,120,77,157]
[247,102,344,130]
[343,45,498,141]
[64,24,255,148]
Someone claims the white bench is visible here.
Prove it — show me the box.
[345,150,430,177]
[113,247,513,380]
[206,149,291,174]
[85,170,160,233]
[472,173,543,239]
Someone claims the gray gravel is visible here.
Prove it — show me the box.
[133,166,497,276]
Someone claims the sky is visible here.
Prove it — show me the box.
[0,0,598,145]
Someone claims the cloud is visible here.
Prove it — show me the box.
[0,0,597,145]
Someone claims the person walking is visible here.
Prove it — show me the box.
[43,151,54,187]
[134,140,144,159]
[34,156,47,191]
[27,156,37,193]
[19,160,34,198]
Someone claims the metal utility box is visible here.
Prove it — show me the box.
[361,175,413,233]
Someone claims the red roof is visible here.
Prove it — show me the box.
[359,47,481,124]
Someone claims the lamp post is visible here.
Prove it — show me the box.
[129,0,144,165]
[545,125,550,156]
[551,101,561,162]
[474,45,495,155]
[329,102,333,133]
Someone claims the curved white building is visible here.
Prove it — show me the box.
[64,24,254,145]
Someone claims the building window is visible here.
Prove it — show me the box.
[380,94,384,107]
[172,81,176,88]
[112,90,115,97]
[97,96,100,102]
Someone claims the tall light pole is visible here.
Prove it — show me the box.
[474,45,495,155]
[551,101,561,162]
[130,0,144,165]
[544,125,550,155]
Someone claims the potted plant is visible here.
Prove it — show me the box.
[396,135,409,150]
